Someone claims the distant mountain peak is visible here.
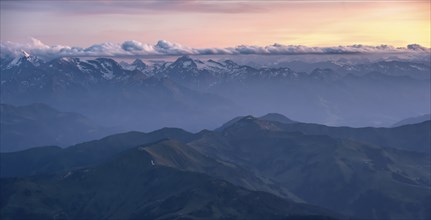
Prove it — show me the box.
[6,52,44,69]
[220,115,285,135]
[259,113,297,124]
[217,113,297,132]
[132,58,146,66]
[175,55,194,63]
[21,50,30,59]
[170,55,198,70]
[178,54,191,59]
[131,58,147,71]
[243,115,256,121]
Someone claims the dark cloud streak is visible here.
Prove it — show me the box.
[0,0,266,15]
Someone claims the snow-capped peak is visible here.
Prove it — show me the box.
[21,50,30,59]
[171,55,197,69]
[5,51,44,69]
[119,59,147,72]
[132,59,147,71]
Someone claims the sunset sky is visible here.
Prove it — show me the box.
[0,0,430,48]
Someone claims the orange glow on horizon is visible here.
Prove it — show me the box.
[0,1,429,48]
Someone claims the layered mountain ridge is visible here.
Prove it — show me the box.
[1,114,430,220]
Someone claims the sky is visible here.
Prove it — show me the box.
[1,0,430,50]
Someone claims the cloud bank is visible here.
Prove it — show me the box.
[1,38,429,60]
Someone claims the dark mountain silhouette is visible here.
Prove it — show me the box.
[191,116,431,220]
[259,113,297,124]
[0,141,343,220]
[2,115,429,220]
[216,113,297,131]
[280,120,431,153]
[216,114,430,152]
[0,128,195,177]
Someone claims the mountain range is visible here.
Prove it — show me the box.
[1,52,429,219]
[1,53,429,130]
[1,114,429,220]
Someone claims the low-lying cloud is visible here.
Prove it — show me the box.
[1,38,429,60]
